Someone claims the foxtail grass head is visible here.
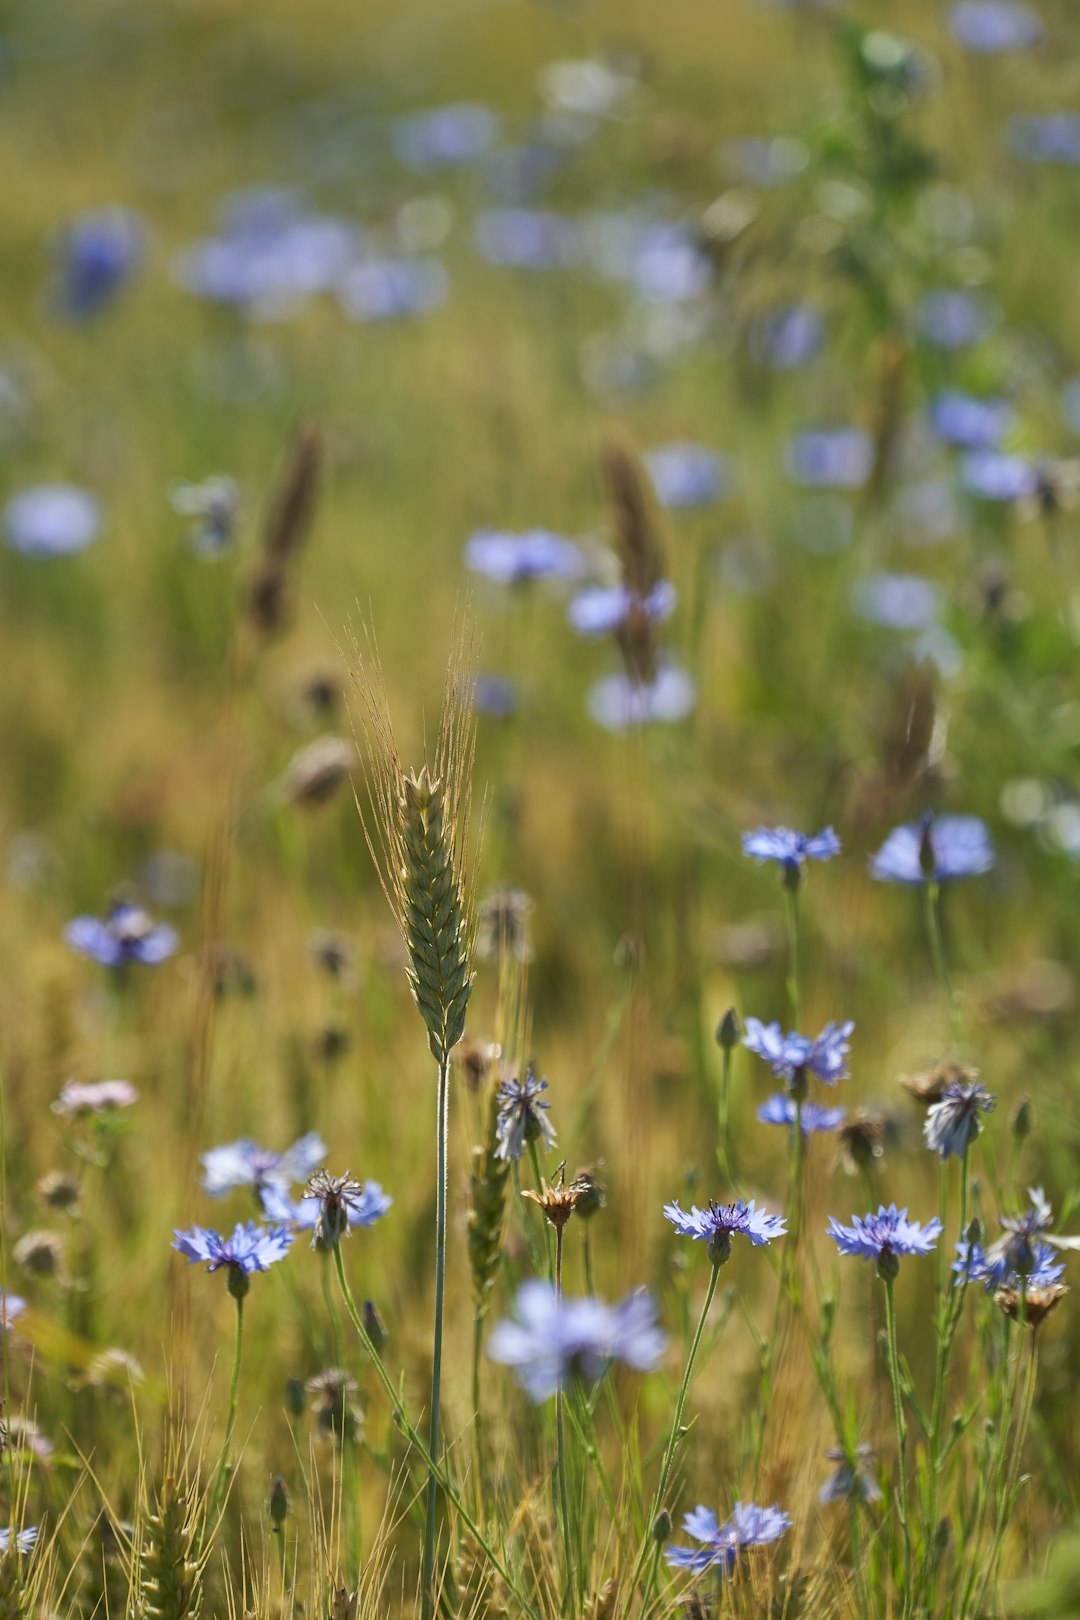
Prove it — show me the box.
[347,616,478,1067]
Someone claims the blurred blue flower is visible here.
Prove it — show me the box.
[719,136,808,188]
[629,225,713,303]
[924,1078,995,1159]
[665,1501,791,1575]
[465,528,584,586]
[50,207,143,320]
[0,1528,37,1556]
[959,449,1038,502]
[1011,111,1080,165]
[664,1197,787,1264]
[644,442,729,508]
[1,1293,26,1331]
[851,573,943,630]
[495,1069,556,1162]
[758,1094,847,1133]
[587,665,696,730]
[472,675,519,716]
[929,392,1014,449]
[568,581,676,638]
[949,1,1042,50]
[176,199,359,317]
[954,1238,1064,1292]
[748,304,824,370]
[741,825,840,873]
[488,1279,666,1400]
[918,289,996,349]
[1062,378,1080,435]
[393,104,500,170]
[828,1205,943,1270]
[784,429,873,489]
[474,209,583,270]
[4,485,101,557]
[262,1172,391,1248]
[743,1018,854,1086]
[169,476,240,556]
[65,901,178,968]
[201,1132,328,1198]
[172,1220,294,1282]
[978,1186,1080,1280]
[870,811,994,883]
[338,257,448,322]
[819,1445,881,1505]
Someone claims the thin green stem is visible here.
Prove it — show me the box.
[212,1293,244,1517]
[783,883,802,1030]
[716,1043,735,1187]
[554,1225,574,1606]
[527,1141,554,1278]
[923,881,962,1046]
[421,1055,450,1620]
[472,1310,485,1521]
[321,1251,342,1366]
[921,1149,970,1610]
[883,1277,912,1618]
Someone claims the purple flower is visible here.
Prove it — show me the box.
[967,1187,1080,1283]
[918,290,996,350]
[953,1238,1064,1292]
[743,1018,853,1087]
[924,1080,995,1159]
[496,1069,556,1162]
[664,1198,787,1264]
[959,450,1038,503]
[748,305,824,370]
[4,486,101,557]
[644,443,729,508]
[741,825,840,875]
[472,675,518,716]
[948,2,1042,52]
[474,209,583,271]
[393,104,500,170]
[52,1079,138,1118]
[0,1294,26,1332]
[567,581,676,638]
[487,1279,666,1400]
[851,573,943,631]
[870,811,994,884]
[628,225,712,303]
[65,901,178,968]
[50,207,143,320]
[263,1171,392,1249]
[172,1221,293,1295]
[819,1445,881,1505]
[337,257,448,322]
[758,1094,846,1134]
[1010,114,1080,166]
[176,197,359,316]
[587,666,696,730]
[784,429,873,490]
[929,392,1014,450]
[828,1204,943,1278]
[665,1501,791,1575]
[0,1527,37,1556]
[201,1132,328,1198]
[464,528,584,586]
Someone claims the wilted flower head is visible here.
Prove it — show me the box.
[488,1279,665,1401]
[819,1445,881,1505]
[277,1171,393,1251]
[742,825,840,880]
[836,1110,890,1174]
[0,1527,38,1557]
[994,1283,1068,1325]
[451,1036,502,1092]
[743,1017,853,1089]
[53,1079,138,1118]
[308,930,356,984]
[758,1094,846,1134]
[664,1501,791,1575]
[65,900,178,968]
[172,1221,293,1297]
[828,1205,943,1280]
[277,736,356,808]
[496,1068,556,1162]
[870,811,994,884]
[13,1231,64,1279]
[36,1169,80,1213]
[4,485,102,557]
[924,1079,995,1159]
[306,1367,362,1441]
[664,1198,787,1265]
[523,1168,594,1232]
[477,888,534,964]
[201,1132,328,1198]
[898,1061,975,1107]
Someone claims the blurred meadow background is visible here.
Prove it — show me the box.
[3,0,1080,1614]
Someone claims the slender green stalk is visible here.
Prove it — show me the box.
[0,1070,15,1514]
[783,882,802,1029]
[975,1314,1037,1616]
[921,1149,971,1609]
[923,881,962,1046]
[471,1311,485,1521]
[883,1277,912,1617]
[321,1250,342,1366]
[421,1056,450,1620]
[583,1223,595,1296]
[716,1041,735,1187]
[554,1225,574,1608]
[633,1263,721,1611]
[331,1243,539,1620]
[212,1293,244,1517]
[528,1141,554,1277]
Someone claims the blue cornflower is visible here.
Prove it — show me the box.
[664,1501,791,1575]
[262,1172,391,1250]
[567,580,676,638]
[172,1221,293,1297]
[65,901,178,968]
[337,257,449,323]
[200,1132,328,1198]
[472,675,519,716]
[1010,113,1080,166]
[784,429,872,490]
[819,1445,882,1505]
[474,209,583,271]
[50,207,143,320]
[953,1238,1064,1292]
[827,1204,943,1280]
[487,1279,666,1401]
[747,304,824,370]
[743,1017,853,1089]
[628,225,712,304]
[664,1198,787,1265]
[924,1079,995,1159]
[851,574,943,631]
[918,289,996,350]
[587,665,696,731]
[495,1069,556,1162]
[393,103,500,170]
[948,1,1042,52]
[0,1527,37,1556]
[741,825,840,877]
[1,1293,26,1331]
[959,450,1038,503]
[644,443,729,509]
[464,528,584,587]
[169,476,240,556]
[4,485,101,557]
[758,1094,846,1134]
[175,198,358,316]
[969,1187,1080,1284]
[870,810,994,884]
[929,392,1013,450]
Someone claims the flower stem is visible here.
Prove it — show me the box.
[921,1149,970,1608]
[922,881,962,1046]
[554,1225,574,1608]
[783,884,802,1030]
[883,1277,912,1617]
[716,1042,735,1187]
[212,1293,244,1518]
[421,1055,450,1620]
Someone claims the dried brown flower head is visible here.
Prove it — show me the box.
[898,1062,978,1107]
[994,1283,1068,1327]
[836,1110,888,1175]
[36,1170,80,1214]
[523,1166,593,1233]
[452,1036,502,1093]
[277,736,356,809]
[14,1230,64,1278]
